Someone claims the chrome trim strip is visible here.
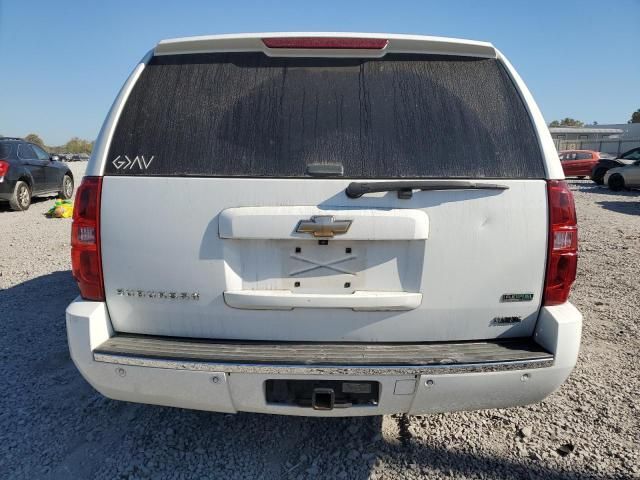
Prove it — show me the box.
[93,353,554,375]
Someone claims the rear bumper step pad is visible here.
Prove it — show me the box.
[94,335,553,373]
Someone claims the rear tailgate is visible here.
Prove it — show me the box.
[99,41,549,342]
[101,177,546,341]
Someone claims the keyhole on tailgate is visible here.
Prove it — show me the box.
[294,282,301,288]
[318,240,328,245]
[344,282,351,288]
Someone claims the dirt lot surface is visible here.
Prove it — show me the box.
[1,166,638,479]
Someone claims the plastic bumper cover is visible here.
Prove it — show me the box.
[66,298,581,416]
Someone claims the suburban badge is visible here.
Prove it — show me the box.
[500,293,534,302]
[116,289,199,300]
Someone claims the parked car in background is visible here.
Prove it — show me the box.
[62,153,90,162]
[604,159,640,191]
[590,147,640,185]
[71,153,90,162]
[558,150,600,177]
[66,33,581,417]
[0,138,74,210]
[55,153,73,162]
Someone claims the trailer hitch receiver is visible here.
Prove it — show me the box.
[312,388,335,410]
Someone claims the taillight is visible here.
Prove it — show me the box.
[71,177,104,301]
[0,160,9,180]
[262,37,388,50]
[543,180,578,306]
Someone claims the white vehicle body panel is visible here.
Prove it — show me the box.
[100,177,547,341]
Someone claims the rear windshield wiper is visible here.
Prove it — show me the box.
[346,180,509,199]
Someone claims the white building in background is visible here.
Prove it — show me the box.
[592,123,640,139]
[549,124,640,155]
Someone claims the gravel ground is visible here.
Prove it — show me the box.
[0,166,638,479]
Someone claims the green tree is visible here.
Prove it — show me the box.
[24,133,45,147]
[548,118,585,128]
[64,137,93,154]
[629,109,640,124]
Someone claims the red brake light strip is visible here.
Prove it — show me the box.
[262,37,388,50]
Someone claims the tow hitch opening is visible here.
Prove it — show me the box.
[265,380,380,410]
[312,388,335,410]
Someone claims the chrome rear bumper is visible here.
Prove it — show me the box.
[93,334,554,376]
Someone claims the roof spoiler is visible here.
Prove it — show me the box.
[154,32,497,59]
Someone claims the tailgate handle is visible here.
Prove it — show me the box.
[345,180,509,199]
[219,207,429,240]
[224,290,422,311]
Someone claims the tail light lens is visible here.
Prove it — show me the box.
[0,160,9,180]
[544,180,578,306]
[262,37,388,50]
[71,177,104,301]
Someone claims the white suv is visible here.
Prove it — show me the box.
[66,33,581,416]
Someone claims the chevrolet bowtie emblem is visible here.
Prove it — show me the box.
[295,215,352,238]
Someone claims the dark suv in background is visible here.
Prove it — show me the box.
[0,138,74,211]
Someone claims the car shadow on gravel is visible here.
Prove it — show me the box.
[0,195,58,212]
[1,271,610,480]
[568,182,640,197]
[597,200,640,216]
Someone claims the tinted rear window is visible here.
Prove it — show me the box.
[107,53,544,178]
[0,142,12,160]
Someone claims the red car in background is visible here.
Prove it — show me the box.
[558,150,601,177]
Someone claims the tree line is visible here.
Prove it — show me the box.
[4,133,94,154]
[549,109,640,128]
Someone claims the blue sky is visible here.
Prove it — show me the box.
[1,0,638,145]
